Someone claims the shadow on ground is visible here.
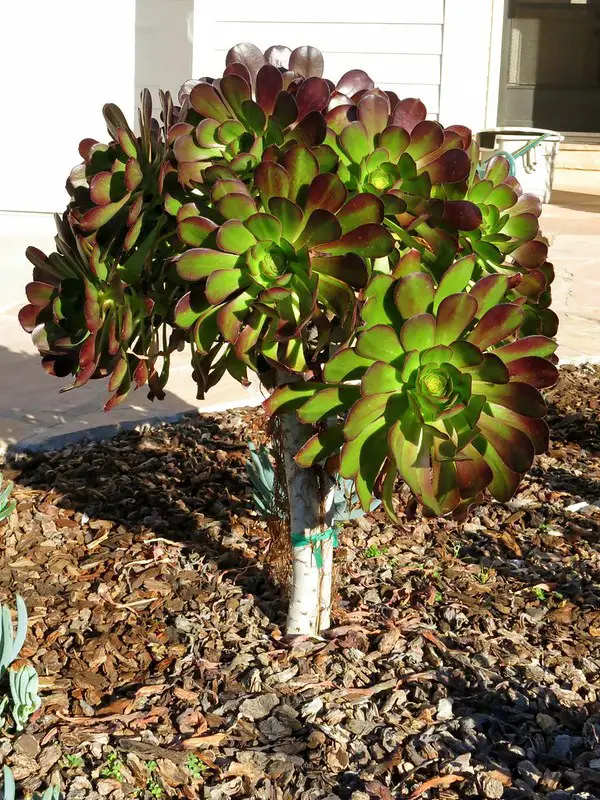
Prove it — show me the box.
[549,189,600,214]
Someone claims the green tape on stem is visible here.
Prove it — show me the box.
[290,527,338,569]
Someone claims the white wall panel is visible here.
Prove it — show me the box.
[0,0,136,213]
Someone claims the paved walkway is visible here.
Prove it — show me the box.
[541,180,600,362]
[1,184,598,452]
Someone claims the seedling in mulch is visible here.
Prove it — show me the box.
[434,591,443,603]
[63,754,84,769]
[534,587,547,601]
[145,761,163,798]
[363,545,388,559]
[186,754,207,780]
[100,751,124,781]
[450,541,462,559]
[477,565,493,585]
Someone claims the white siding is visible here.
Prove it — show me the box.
[439,0,506,132]
[135,0,194,115]
[0,0,136,214]
[193,1,444,115]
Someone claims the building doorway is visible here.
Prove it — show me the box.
[499,0,600,137]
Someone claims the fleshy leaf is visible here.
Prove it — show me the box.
[400,314,436,351]
[289,45,324,78]
[468,304,524,350]
[315,224,394,258]
[357,325,403,363]
[297,386,360,424]
[176,248,241,281]
[435,294,478,345]
[394,272,435,317]
[336,194,384,234]
[296,425,345,467]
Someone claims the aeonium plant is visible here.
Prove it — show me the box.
[21,43,558,635]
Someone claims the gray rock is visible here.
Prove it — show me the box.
[517,760,542,788]
[549,734,576,762]
[239,693,279,721]
[477,774,504,799]
[258,716,293,739]
[536,712,559,734]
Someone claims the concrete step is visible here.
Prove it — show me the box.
[553,168,600,194]
[555,143,600,172]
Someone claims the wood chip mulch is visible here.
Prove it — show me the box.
[0,364,599,800]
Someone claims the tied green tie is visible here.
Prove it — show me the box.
[290,527,339,569]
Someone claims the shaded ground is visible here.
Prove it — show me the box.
[0,366,599,800]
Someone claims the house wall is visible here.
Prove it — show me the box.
[439,0,506,132]
[192,0,445,118]
[135,0,194,117]
[0,0,505,214]
[0,0,137,214]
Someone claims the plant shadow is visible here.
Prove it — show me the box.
[9,413,286,623]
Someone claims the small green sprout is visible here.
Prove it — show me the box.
[145,761,163,798]
[477,566,492,585]
[363,545,388,559]
[186,754,207,780]
[64,754,84,769]
[100,751,123,781]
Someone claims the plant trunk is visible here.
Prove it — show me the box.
[279,408,335,636]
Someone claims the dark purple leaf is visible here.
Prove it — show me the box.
[391,98,427,133]
[358,91,391,141]
[336,194,384,234]
[295,76,330,119]
[422,149,470,184]
[305,173,347,215]
[255,161,291,207]
[312,253,368,288]
[335,69,375,97]
[296,209,342,248]
[220,73,252,120]
[190,83,231,122]
[407,120,444,161]
[272,91,298,128]
[226,42,266,87]
[256,64,283,115]
[289,45,324,78]
[264,45,292,69]
[315,223,394,258]
[442,200,483,231]
[293,110,327,146]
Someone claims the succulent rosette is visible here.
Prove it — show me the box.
[325,91,478,225]
[266,253,558,519]
[171,43,342,186]
[172,146,394,373]
[458,154,558,337]
[19,215,174,410]
[67,90,184,259]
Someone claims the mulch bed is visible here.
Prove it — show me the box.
[1,364,599,800]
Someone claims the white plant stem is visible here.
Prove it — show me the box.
[278,402,335,636]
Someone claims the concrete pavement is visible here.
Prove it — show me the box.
[1,181,598,452]
[542,177,600,363]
